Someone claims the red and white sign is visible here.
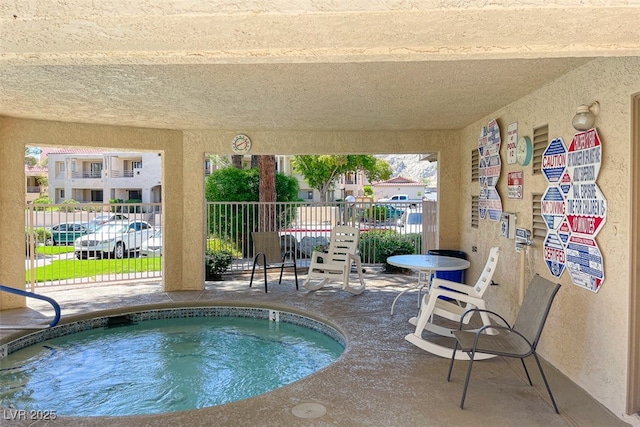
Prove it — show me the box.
[565,181,607,237]
[507,171,523,199]
[566,129,602,184]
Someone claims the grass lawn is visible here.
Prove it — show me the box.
[27,257,162,282]
[36,245,74,256]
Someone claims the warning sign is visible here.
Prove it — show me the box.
[542,137,567,184]
[565,235,604,293]
[566,129,602,184]
[507,171,523,199]
[541,186,565,230]
[565,182,607,237]
[543,231,566,278]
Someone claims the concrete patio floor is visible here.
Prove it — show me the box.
[0,269,633,427]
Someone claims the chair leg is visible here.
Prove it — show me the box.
[293,260,299,290]
[447,340,459,382]
[250,257,259,288]
[532,353,560,414]
[459,350,476,409]
[520,358,533,386]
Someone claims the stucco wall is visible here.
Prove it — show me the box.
[1,125,462,308]
[458,57,637,417]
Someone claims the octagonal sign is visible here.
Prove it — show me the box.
[565,235,604,293]
[565,181,607,237]
[566,129,602,184]
[542,137,567,184]
[543,231,566,278]
[541,186,566,230]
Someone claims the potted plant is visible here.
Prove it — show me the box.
[205,249,234,281]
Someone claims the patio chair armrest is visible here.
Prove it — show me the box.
[458,308,510,329]
[430,288,483,307]
[431,278,472,294]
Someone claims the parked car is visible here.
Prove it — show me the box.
[46,221,97,246]
[91,213,129,225]
[74,220,154,259]
[140,228,162,257]
[396,211,423,234]
[372,204,405,222]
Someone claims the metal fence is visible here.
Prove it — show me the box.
[24,203,162,289]
[205,200,438,272]
[24,200,437,288]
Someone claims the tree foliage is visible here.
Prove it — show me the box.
[292,155,392,201]
[205,167,299,254]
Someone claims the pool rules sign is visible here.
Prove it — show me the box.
[541,129,607,292]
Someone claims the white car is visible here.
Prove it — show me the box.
[74,220,155,259]
[140,228,162,257]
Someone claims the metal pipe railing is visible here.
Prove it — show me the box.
[0,284,61,328]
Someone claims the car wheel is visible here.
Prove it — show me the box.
[75,252,86,260]
[113,242,124,259]
[45,238,54,246]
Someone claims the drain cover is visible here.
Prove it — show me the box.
[291,402,327,419]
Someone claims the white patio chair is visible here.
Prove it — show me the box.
[302,226,366,295]
[405,246,500,360]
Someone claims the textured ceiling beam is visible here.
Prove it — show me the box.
[2,8,640,65]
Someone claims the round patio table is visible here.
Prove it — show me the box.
[386,254,470,315]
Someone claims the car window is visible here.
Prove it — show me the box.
[407,213,422,224]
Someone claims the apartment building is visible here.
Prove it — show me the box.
[48,149,162,205]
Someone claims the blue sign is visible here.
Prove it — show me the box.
[541,186,566,230]
[542,137,567,184]
[565,235,604,293]
[543,231,566,278]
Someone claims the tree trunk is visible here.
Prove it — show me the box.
[258,155,277,231]
[231,155,243,169]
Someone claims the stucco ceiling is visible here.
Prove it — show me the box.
[1,1,639,132]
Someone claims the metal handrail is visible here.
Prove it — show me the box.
[0,284,61,328]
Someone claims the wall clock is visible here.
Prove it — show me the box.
[516,136,532,166]
[231,134,252,154]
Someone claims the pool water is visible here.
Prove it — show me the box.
[0,316,343,416]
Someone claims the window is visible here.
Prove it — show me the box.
[532,124,549,175]
[471,149,479,182]
[91,190,103,202]
[59,189,65,198]
[471,196,479,228]
[129,190,142,200]
[132,161,142,169]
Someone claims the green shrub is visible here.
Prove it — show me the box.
[32,196,53,210]
[205,249,234,277]
[60,199,79,212]
[25,227,52,255]
[359,229,417,272]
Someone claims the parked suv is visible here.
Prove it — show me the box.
[74,220,154,259]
